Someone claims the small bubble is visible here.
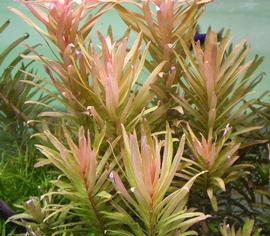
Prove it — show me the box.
[159,72,164,78]
[130,187,136,192]
[27,120,34,125]
[75,49,81,56]
[170,66,176,72]
[109,172,114,180]
[68,43,75,48]
[26,199,33,205]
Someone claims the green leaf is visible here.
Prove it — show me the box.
[213,177,226,191]
[242,219,254,236]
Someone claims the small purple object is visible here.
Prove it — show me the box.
[194,33,206,45]
[0,199,15,219]
[0,199,26,233]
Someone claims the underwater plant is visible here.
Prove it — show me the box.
[0,19,56,234]
[0,20,50,148]
[0,0,268,235]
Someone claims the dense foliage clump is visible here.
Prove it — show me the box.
[0,0,269,235]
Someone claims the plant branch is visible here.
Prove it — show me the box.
[0,91,29,122]
[87,192,105,235]
[0,91,39,133]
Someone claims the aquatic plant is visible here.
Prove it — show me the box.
[0,0,268,235]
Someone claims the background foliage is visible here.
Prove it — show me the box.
[0,0,269,235]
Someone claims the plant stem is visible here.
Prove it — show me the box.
[149,214,155,236]
[0,91,39,133]
[83,174,105,234]
[149,199,156,236]
[87,192,105,235]
[0,91,29,120]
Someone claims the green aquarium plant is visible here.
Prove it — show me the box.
[0,20,50,148]
[0,0,268,235]
[0,19,53,233]
[219,219,261,236]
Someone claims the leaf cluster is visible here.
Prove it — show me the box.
[0,0,269,235]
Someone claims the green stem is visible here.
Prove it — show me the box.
[149,212,155,236]
[149,199,156,236]
[83,175,105,235]
[87,192,105,235]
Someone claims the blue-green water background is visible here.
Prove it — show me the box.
[0,0,270,96]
